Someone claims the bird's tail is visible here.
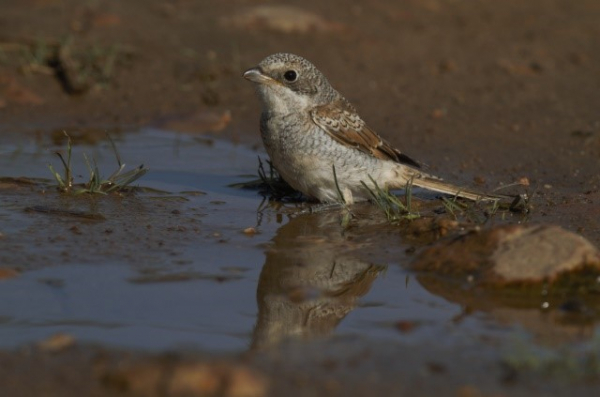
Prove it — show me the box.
[410,175,508,202]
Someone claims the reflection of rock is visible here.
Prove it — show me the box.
[252,213,385,349]
[411,224,600,284]
[412,224,600,345]
[418,273,598,345]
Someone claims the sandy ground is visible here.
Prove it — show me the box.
[2,0,600,191]
[1,0,600,395]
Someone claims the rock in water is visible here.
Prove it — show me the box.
[411,224,600,285]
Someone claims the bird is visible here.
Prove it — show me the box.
[243,52,501,204]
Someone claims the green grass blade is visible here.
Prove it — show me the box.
[47,164,66,190]
[107,133,122,167]
[332,164,346,204]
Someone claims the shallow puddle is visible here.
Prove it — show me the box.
[0,129,598,358]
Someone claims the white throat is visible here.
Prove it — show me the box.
[257,84,312,115]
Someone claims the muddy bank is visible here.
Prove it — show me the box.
[3,337,600,397]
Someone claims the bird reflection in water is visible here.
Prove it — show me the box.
[252,211,386,349]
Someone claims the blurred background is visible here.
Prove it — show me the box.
[1,0,599,194]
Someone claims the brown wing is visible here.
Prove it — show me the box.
[310,99,421,168]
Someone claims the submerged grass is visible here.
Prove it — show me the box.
[48,132,147,194]
[503,333,600,381]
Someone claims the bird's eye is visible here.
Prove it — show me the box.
[283,70,298,82]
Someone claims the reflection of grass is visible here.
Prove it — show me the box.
[48,132,147,194]
[503,334,600,380]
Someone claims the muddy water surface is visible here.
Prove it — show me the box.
[0,129,597,358]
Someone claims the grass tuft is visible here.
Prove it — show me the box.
[232,158,530,227]
[361,176,420,222]
[441,192,530,225]
[332,164,346,205]
[48,132,147,194]
[229,157,301,201]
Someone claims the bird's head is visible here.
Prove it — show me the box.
[243,53,338,114]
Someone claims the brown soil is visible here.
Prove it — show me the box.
[2,0,600,193]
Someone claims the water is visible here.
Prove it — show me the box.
[0,128,595,353]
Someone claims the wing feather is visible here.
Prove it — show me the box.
[310,100,421,168]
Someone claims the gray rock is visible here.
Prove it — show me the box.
[411,224,600,284]
[491,225,599,282]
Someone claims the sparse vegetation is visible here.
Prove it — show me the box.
[1,36,133,94]
[441,192,530,225]
[441,195,490,224]
[233,158,529,227]
[361,176,420,222]
[229,157,301,201]
[48,132,147,194]
[332,165,354,228]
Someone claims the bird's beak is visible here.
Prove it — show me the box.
[243,67,275,85]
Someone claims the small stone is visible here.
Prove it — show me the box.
[456,385,484,397]
[243,227,257,235]
[167,363,268,397]
[438,59,456,73]
[0,268,19,280]
[37,333,76,353]
[168,363,220,395]
[395,320,418,333]
[568,52,587,65]
[69,225,82,234]
[102,362,163,396]
[518,177,530,186]
[221,5,345,34]
[0,74,44,106]
[473,176,486,185]
[431,108,447,119]
[226,366,268,397]
[91,13,122,28]
[156,110,232,134]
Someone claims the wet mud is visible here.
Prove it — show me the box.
[1,130,600,396]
